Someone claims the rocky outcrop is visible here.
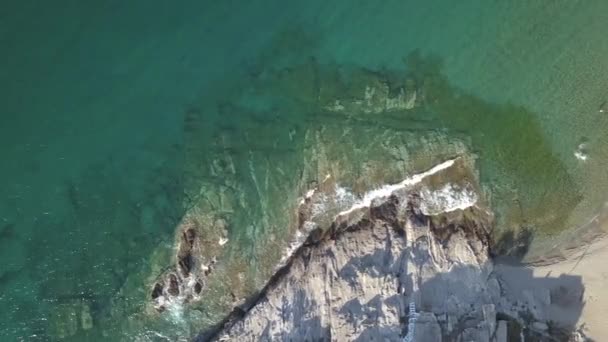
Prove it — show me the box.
[200,159,584,342]
[137,51,585,339]
[151,225,205,312]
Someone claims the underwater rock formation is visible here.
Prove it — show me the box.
[323,70,420,114]
[47,299,94,339]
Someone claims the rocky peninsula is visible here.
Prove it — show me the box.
[136,53,596,341]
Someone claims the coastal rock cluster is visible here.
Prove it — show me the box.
[199,159,584,341]
[140,49,584,339]
[150,225,205,312]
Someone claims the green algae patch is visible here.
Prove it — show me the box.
[404,51,582,236]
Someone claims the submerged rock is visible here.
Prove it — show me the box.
[47,300,94,339]
[323,74,420,115]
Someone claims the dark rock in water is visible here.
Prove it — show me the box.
[149,225,209,311]
[183,228,196,248]
[177,228,197,276]
[151,283,163,300]
[194,281,203,294]
[168,274,180,296]
[178,254,194,276]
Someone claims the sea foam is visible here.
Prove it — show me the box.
[276,158,475,271]
[337,158,457,216]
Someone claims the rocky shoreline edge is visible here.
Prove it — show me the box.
[179,158,588,341]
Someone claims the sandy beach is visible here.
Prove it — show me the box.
[495,202,608,340]
[533,234,608,339]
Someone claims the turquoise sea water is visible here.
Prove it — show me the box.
[2,1,608,340]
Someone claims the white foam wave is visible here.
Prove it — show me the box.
[277,185,355,270]
[165,297,186,324]
[299,188,317,205]
[275,224,312,271]
[337,158,457,216]
[419,184,477,215]
[335,185,357,208]
[275,158,468,273]
[574,150,588,161]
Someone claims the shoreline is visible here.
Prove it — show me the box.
[519,206,608,340]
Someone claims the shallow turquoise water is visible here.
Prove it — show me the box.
[2,1,608,340]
